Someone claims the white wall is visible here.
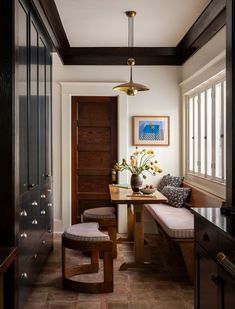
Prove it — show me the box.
[52,53,181,232]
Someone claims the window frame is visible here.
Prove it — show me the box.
[184,72,226,198]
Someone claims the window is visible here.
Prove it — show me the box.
[186,74,226,185]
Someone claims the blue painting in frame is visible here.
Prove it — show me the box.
[133,116,170,146]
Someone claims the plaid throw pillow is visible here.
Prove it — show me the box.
[161,185,191,208]
[157,174,184,192]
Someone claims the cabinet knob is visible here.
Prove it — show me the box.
[20,273,28,279]
[31,201,38,206]
[211,275,222,285]
[202,232,210,241]
[46,174,51,178]
[48,229,52,233]
[41,194,46,199]
[33,253,38,259]
[30,184,36,188]
[32,219,38,225]
[47,189,52,192]
[48,203,52,207]
[20,210,27,217]
[42,240,46,245]
[20,232,27,239]
[40,210,46,215]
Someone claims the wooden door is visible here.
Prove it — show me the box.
[71,96,118,223]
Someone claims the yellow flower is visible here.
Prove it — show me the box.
[153,165,160,172]
[114,163,121,171]
[130,156,137,166]
[113,147,162,178]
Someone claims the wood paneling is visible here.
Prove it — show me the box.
[78,128,111,145]
[78,152,112,169]
[78,176,111,193]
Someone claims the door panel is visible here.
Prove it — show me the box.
[38,37,46,184]
[28,20,39,188]
[77,152,112,168]
[78,175,111,192]
[71,96,117,223]
[78,127,111,145]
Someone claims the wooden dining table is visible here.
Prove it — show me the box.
[109,184,168,270]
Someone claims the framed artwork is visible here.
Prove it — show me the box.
[133,116,170,146]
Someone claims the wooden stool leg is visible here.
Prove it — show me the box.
[91,251,99,272]
[62,245,66,280]
[108,226,117,258]
[103,250,113,292]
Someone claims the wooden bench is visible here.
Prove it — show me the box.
[145,182,225,282]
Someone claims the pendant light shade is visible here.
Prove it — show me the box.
[113,11,149,96]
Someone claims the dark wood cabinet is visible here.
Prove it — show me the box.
[16,0,53,307]
[194,209,235,309]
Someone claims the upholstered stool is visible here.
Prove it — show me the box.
[82,207,117,258]
[62,222,113,293]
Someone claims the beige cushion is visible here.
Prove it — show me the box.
[83,207,116,219]
[63,222,110,242]
[145,204,194,238]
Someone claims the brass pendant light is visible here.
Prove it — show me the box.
[113,11,149,96]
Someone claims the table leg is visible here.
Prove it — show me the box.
[117,204,134,243]
[134,204,144,263]
[120,203,147,270]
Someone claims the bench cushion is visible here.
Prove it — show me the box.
[63,222,110,242]
[83,207,116,219]
[145,204,194,238]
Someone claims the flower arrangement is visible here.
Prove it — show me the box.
[114,147,162,179]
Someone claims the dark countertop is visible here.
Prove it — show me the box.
[0,247,17,275]
[192,207,235,238]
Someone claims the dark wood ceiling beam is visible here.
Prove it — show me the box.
[31,0,226,65]
[63,47,180,65]
[30,0,69,60]
[177,0,226,64]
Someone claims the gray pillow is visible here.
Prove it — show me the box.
[161,185,191,208]
[157,174,184,192]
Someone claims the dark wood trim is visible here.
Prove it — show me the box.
[225,0,235,207]
[30,0,65,56]
[38,0,69,50]
[177,0,226,63]
[63,47,180,65]
[30,0,226,65]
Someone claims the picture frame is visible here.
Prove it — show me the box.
[133,116,170,146]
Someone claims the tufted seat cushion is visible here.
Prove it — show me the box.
[145,204,194,238]
[83,207,116,220]
[63,222,110,242]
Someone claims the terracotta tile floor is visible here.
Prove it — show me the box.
[23,234,194,309]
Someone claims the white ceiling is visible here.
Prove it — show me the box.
[55,0,211,47]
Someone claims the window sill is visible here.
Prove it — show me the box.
[185,173,226,199]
